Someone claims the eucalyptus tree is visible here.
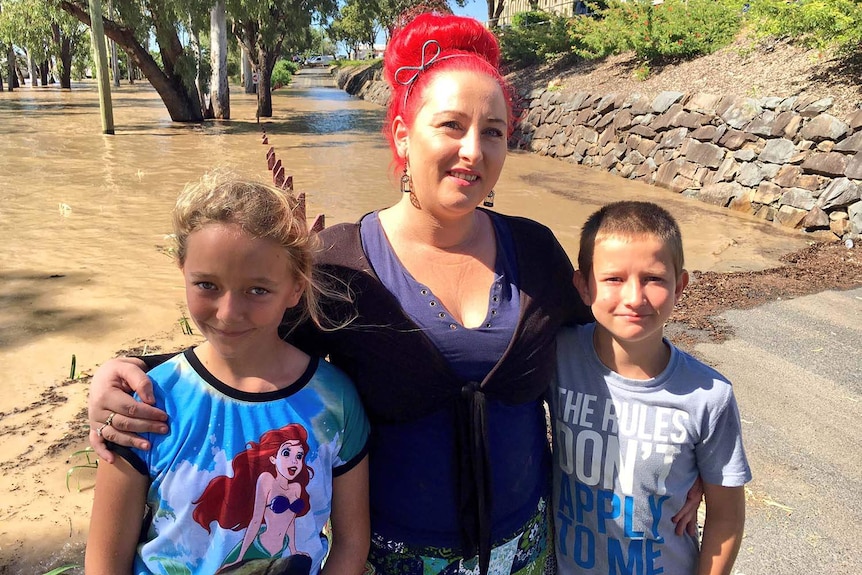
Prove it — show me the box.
[329,0,377,57]
[59,0,213,121]
[335,0,462,46]
[229,0,336,118]
[0,0,20,90]
[486,0,503,28]
[210,0,228,118]
[0,1,85,88]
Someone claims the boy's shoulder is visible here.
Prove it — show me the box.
[670,343,733,387]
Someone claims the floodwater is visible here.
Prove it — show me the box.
[0,70,810,571]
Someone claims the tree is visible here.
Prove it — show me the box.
[379,0,467,41]
[0,1,85,89]
[486,0,503,28]
[229,0,336,118]
[59,0,211,121]
[330,0,378,57]
[210,0,229,118]
[50,10,87,89]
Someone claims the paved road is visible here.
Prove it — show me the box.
[692,287,862,575]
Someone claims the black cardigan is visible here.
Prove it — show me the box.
[289,211,592,573]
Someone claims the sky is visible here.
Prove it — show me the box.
[454,0,489,22]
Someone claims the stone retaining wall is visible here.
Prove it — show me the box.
[336,64,862,241]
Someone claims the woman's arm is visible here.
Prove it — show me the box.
[85,457,148,574]
[672,475,704,536]
[88,357,169,462]
[697,483,746,575]
[320,455,370,575]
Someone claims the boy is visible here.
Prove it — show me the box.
[551,201,751,575]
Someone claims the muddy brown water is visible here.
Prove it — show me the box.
[0,71,810,571]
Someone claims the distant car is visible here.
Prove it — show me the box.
[304,55,334,67]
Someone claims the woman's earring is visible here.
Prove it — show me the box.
[483,190,495,208]
[400,166,411,194]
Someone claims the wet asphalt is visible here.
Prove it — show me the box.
[692,287,862,575]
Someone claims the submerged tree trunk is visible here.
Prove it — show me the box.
[27,50,37,87]
[188,22,212,119]
[52,22,73,89]
[60,0,203,121]
[254,48,278,118]
[7,44,15,91]
[210,0,229,119]
[108,0,119,87]
[241,44,254,94]
[39,58,49,85]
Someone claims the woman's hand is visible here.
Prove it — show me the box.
[89,357,168,462]
[672,475,705,536]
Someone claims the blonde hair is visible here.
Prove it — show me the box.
[172,171,339,335]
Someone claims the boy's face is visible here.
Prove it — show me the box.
[575,233,688,350]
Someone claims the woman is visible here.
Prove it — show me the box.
[87,12,695,575]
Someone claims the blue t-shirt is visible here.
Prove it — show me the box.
[123,350,369,575]
[361,211,550,547]
[551,324,751,575]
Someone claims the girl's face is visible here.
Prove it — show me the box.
[181,223,304,361]
[393,69,508,220]
[270,439,305,481]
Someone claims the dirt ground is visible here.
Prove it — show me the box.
[667,241,862,352]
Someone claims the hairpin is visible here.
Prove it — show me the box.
[393,39,463,106]
[394,39,443,87]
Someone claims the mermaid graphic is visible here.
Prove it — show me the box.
[193,423,314,572]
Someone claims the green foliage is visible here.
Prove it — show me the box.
[330,0,378,51]
[745,0,862,51]
[498,11,573,65]
[570,0,746,62]
[633,62,650,81]
[41,565,79,575]
[179,311,194,336]
[66,447,98,492]
[271,58,297,89]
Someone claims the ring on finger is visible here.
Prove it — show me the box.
[104,411,117,427]
[96,421,109,438]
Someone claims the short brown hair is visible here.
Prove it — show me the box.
[578,201,685,277]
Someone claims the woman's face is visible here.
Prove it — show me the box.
[395,69,508,219]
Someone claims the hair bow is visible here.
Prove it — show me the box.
[394,39,443,87]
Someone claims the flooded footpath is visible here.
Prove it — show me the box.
[0,72,812,572]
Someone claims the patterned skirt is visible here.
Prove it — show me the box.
[364,496,556,575]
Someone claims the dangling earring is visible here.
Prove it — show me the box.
[400,166,411,194]
[402,162,421,209]
[483,190,496,208]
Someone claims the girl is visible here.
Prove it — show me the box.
[85,174,369,575]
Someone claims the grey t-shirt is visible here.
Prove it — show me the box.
[551,324,751,575]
